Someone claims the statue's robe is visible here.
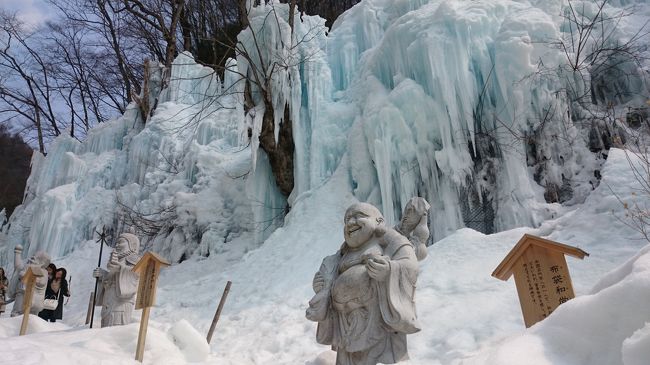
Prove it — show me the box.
[96,253,139,327]
[307,229,421,365]
[9,263,48,316]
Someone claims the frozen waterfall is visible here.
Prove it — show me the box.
[1,0,648,268]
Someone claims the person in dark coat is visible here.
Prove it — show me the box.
[38,267,70,322]
[0,267,8,316]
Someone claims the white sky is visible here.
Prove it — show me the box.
[1,0,51,27]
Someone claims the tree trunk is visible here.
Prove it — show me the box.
[258,100,294,197]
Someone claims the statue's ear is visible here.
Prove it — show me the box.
[376,217,384,225]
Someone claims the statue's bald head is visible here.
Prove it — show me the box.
[344,202,384,223]
[344,202,385,248]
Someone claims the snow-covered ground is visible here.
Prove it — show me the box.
[1,148,649,365]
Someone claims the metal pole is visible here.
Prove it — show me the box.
[90,227,108,328]
[206,281,232,344]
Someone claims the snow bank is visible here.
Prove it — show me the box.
[0,317,212,365]
[169,319,210,362]
[461,243,650,365]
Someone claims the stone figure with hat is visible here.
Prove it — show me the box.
[92,232,141,327]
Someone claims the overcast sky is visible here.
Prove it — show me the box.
[2,0,51,27]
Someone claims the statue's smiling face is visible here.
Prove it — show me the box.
[344,203,383,248]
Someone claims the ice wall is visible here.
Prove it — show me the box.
[0,54,255,269]
[318,0,648,240]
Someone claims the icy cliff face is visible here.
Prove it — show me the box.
[0,54,254,266]
[1,0,648,265]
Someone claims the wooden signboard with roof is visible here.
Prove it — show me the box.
[492,234,589,328]
[19,267,42,335]
[132,251,170,362]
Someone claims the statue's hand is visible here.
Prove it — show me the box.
[93,267,106,278]
[313,272,325,293]
[14,245,23,254]
[367,256,390,281]
[106,251,120,271]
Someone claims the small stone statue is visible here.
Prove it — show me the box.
[93,233,140,327]
[395,197,431,261]
[306,202,420,365]
[9,245,51,317]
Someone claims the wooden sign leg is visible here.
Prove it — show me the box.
[85,291,94,325]
[20,279,35,336]
[19,313,30,336]
[135,306,151,362]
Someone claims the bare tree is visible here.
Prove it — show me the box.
[0,11,61,153]
[117,0,186,73]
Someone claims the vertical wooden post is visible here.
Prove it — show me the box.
[132,252,170,362]
[206,281,232,344]
[135,306,151,362]
[85,291,95,325]
[19,268,37,336]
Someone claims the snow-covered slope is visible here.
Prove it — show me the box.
[1,149,650,365]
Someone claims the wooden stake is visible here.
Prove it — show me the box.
[206,281,232,344]
[135,306,151,362]
[19,268,38,336]
[85,291,94,325]
[132,252,170,362]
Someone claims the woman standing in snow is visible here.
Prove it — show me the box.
[0,267,8,316]
[38,267,70,322]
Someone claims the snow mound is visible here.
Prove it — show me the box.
[622,322,650,365]
[0,314,69,337]
[461,243,650,365]
[168,319,210,362]
[0,318,214,365]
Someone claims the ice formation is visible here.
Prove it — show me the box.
[1,0,649,267]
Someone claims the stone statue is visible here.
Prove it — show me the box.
[8,245,51,317]
[395,197,431,261]
[306,202,420,365]
[92,233,140,327]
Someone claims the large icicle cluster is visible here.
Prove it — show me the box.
[1,0,648,266]
[0,54,255,267]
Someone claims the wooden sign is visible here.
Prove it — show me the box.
[132,251,170,362]
[492,234,589,328]
[19,267,43,336]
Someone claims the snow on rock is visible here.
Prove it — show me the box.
[168,320,210,362]
[622,322,650,365]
